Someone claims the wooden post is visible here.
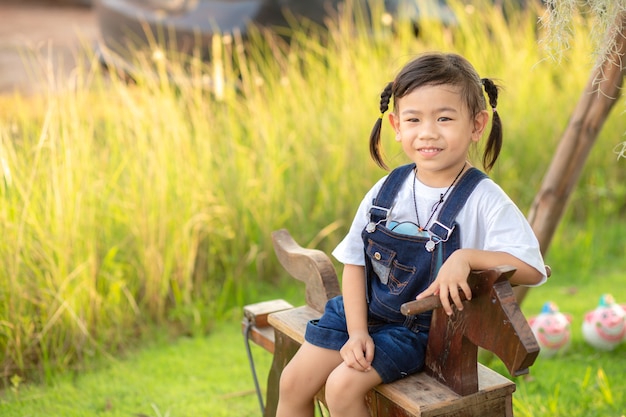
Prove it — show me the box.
[515,12,626,303]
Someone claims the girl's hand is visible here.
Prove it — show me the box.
[340,330,375,372]
[416,250,473,316]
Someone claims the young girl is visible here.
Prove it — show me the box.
[276,52,547,417]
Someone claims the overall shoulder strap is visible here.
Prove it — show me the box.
[369,163,415,223]
[429,167,488,241]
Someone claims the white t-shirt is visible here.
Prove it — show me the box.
[332,170,548,286]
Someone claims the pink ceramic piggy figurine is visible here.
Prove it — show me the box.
[528,301,572,357]
[582,294,626,351]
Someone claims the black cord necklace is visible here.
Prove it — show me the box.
[412,162,467,232]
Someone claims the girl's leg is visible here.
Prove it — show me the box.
[276,341,342,417]
[325,362,383,417]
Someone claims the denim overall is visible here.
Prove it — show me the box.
[362,163,487,332]
[304,163,486,383]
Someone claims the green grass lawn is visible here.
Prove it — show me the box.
[0,319,273,417]
[2,268,625,417]
[499,270,626,417]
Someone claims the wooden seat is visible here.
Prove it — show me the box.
[244,229,541,417]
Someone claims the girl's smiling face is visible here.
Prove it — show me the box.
[389,83,489,187]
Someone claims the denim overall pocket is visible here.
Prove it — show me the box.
[365,239,430,323]
[365,239,417,294]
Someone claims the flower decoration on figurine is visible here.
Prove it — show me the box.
[582,294,626,351]
[528,301,572,357]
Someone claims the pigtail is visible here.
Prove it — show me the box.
[369,82,393,170]
[481,78,503,171]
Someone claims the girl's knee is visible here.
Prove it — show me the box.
[279,357,320,399]
[325,370,374,413]
[278,361,301,397]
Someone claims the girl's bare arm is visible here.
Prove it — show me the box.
[340,264,374,371]
[417,249,544,315]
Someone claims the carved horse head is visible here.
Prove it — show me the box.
[403,266,540,396]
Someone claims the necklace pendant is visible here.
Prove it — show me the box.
[425,240,436,252]
[366,222,376,233]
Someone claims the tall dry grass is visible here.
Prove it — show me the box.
[0,0,624,383]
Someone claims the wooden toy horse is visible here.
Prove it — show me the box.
[244,229,545,416]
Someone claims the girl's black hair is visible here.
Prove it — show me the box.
[369,52,503,171]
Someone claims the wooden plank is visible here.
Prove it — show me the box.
[244,299,294,327]
[374,390,513,417]
[374,365,514,416]
[267,305,515,416]
[242,323,276,354]
[268,306,320,344]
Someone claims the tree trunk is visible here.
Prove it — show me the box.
[514,12,626,303]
